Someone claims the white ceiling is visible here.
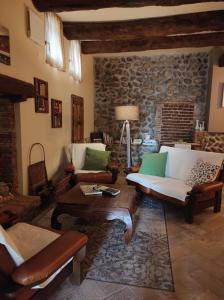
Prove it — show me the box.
[58,2,224,22]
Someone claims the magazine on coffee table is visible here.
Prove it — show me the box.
[80,185,102,196]
[97,185,120,196]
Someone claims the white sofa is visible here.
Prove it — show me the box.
[126,146,224,223]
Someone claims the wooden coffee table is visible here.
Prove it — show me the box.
[51,183,137,244]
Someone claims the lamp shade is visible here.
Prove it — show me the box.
[115,105,139,121]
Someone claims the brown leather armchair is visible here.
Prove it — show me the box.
[0,223,88,300]
[65,143,119,185]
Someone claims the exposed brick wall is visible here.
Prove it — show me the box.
[0,100,18,191]
[155,102,195,143]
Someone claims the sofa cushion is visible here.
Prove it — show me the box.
[159,146,224,181]
[82,147,111,171]
[65,143,106,170]
[139,152,168,177]
[127,173,191,201]
[185,159,220,187]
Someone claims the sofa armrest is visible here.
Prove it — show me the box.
[12,231,88,287]
[190,181,223,195]
[65,163,75,174]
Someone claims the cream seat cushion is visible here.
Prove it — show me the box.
[7,223,60,261]
[127,173,191,201]
[0,225,24,266]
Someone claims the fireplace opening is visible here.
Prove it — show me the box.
[0,74,34,192]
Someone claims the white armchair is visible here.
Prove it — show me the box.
[65,143,119,184]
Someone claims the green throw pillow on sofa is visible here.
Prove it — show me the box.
[82,147,111,171]
[139,152,168,177]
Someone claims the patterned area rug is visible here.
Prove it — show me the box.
[33,196,174,292]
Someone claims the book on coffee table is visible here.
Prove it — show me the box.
[97,185,120,196]
[80,185,102,196]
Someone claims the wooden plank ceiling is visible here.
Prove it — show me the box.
[32,0,224,54]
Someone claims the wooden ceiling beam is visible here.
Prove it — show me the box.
[63,10,224,41]
[32,0,224,12]
[81,32,224,54]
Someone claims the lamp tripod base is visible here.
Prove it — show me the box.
[119,120,132,168]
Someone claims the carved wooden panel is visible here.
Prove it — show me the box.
[34,78,49,113]
[51,99,62,128]
[71,95,84,143]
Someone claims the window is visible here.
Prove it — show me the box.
[69,40,82,82]
[45,13,64,70]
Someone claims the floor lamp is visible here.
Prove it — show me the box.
[115,105,139,168]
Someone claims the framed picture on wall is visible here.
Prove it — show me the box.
[51,99,62,128]
[34,77,49,113]
[0,24,11,65]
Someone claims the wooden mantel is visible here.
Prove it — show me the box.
[0,74,34,102]
[32,0,224,12]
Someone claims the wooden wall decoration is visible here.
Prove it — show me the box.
[34,77,49,113]
[51,99,62,128]
[71,95,84,142]
[0,25,10,65]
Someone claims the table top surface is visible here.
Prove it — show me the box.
[57,183,136,210]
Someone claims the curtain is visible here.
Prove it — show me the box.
[45,13,65,71]
[69,40,82,82]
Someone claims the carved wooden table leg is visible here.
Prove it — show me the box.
[51,207,62,229]
[123,213,133,244]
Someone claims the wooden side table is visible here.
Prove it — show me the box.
[124,165,140,175]
[193,130,207,147]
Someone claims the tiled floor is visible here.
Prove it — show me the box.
[49,191,224,300]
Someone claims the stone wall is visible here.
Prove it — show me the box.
[94,52,209,165]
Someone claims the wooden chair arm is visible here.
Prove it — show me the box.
[65,163,75,174]
[12,231,88,287]
[54,175,72,196]
[189,181,223,195]
[107,162,119,172]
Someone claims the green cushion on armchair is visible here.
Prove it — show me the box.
[139,152,168,177]
[82,147,111,171]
